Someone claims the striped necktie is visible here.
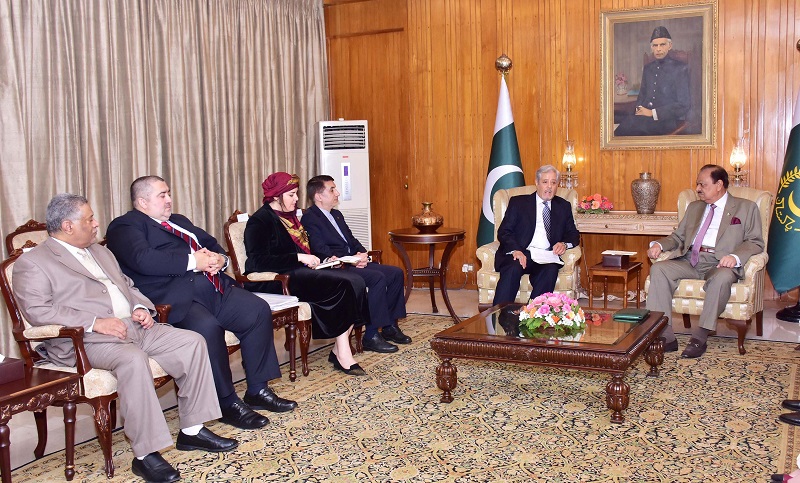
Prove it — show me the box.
[542,200,552,243]
[160,221,223,293]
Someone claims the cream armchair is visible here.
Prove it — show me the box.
[477,187,582,312]
[643,187,773,355]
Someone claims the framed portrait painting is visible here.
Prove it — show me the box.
[600,3,717,149]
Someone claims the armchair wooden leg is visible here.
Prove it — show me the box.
[351,325,364,354]
[93,397,116,478]
[32,410,47,458]
[725,318,748,355]
[682,314,692,329]
[298,319,312,377]
[755,310,764,336]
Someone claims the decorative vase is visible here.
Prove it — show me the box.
[631,172,661,214]
[615,83,628,95]
[411,202,444,233]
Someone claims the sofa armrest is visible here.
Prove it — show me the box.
[560,246,581,271]
[19,325,93,376]
[741,252,767,283]
[476,241,499,268]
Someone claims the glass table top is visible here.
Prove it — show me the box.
[440,304,656,347]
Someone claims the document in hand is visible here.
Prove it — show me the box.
[337,255,363,265]
[314,259,343,270]
[529,248,565,265]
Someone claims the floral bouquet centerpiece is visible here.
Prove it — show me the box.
[518,292,588,338]
[615,73,628,94]
[577,193,613,214]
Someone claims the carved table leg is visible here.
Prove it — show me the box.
[63,401,76,481]
[436,359,457,403]
[644,338,664,378]
[605,373,630,424]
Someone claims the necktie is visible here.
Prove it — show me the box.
[542,201,552,243]
[690,204,716,267]
[160,221,223,293]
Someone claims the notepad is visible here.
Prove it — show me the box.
[612,308,650,322]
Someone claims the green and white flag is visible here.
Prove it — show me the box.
[477,76,525,247]
[767,90,800,294]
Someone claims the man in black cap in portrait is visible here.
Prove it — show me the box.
[614,26,691,136]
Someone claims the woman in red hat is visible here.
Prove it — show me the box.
[243,172,369,376]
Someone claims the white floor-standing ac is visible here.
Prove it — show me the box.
[316,119,372,250]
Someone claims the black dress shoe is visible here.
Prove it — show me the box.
[772,474,789,482]
[659,337,679,353]
[680,338,707,358]
[782,399,800,411]
[382,325,412,344]
[779,412,800,426]
[243,387,297,413]
[362,332,399,353]
[176,427,238,453]
[131,452,180,483]
[219,399,269,429]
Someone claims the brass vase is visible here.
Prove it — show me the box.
[631,172,660,214]
[411,202,444,233]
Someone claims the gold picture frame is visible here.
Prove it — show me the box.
[600,2,717,149]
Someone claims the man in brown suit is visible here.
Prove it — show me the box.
[12,194,238,483]
[646,165,764,359]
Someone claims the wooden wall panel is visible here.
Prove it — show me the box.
[325,0,800,300]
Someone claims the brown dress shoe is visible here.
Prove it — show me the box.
[680,338,707,358]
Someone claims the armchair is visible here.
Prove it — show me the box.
[477,187,582,312]
[643,187,773,355]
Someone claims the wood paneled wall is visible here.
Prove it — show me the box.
[324,0,800,300]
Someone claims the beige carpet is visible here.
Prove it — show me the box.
[12,314,798,482]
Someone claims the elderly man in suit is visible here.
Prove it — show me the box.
[614,26,691,136]
[106,176,296,433]
[646,164,764,359]
[493,164,580,305]
[13,194,237,483]
[302,175,411,351]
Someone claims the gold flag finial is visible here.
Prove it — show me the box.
[495,54,512,77]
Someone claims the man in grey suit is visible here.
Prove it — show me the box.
[12,194,237,483]
[646,165,764,359]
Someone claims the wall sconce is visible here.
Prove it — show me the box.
[560,140,578,189]
[729,139,748,187]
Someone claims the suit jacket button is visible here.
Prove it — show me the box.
[107,310,112,314]
[102,289,107,293]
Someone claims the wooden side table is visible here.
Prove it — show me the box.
[588,262,643,309]
[0,367,80,482]
[388,227,465,323]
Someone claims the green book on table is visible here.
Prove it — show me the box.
[612,308,650,322]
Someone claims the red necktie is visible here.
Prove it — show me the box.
[160,221,224,293]
[690,204,716,267]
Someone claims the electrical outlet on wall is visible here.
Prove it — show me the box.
[462,263,475,273]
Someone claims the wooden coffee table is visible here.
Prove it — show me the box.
[429,304,667,423]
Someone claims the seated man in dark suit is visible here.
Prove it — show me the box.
[106,176,297,433]
[14,194,237,482]
[493,165,580,305]
[303,175,412,350]
[614,26,691,136]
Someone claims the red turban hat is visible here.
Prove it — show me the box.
[262,172,300,204]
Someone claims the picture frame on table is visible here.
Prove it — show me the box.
[600,2,717,150]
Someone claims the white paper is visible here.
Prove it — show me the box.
[314,259,343,270]
[254,293,300,311]
[0,354,5,363]
[530,248,564,265]
[337,255,362,265]
[601,250,637,256]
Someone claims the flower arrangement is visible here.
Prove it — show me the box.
[614,73,628,88]
[518,292,594,338]
[577,193,613,214]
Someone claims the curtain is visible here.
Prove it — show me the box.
[0,0,329,356]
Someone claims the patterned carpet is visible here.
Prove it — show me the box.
[11,314,800,482]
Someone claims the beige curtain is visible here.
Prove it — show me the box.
[0,0,329,356]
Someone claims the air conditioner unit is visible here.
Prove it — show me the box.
[316,120,372,249]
